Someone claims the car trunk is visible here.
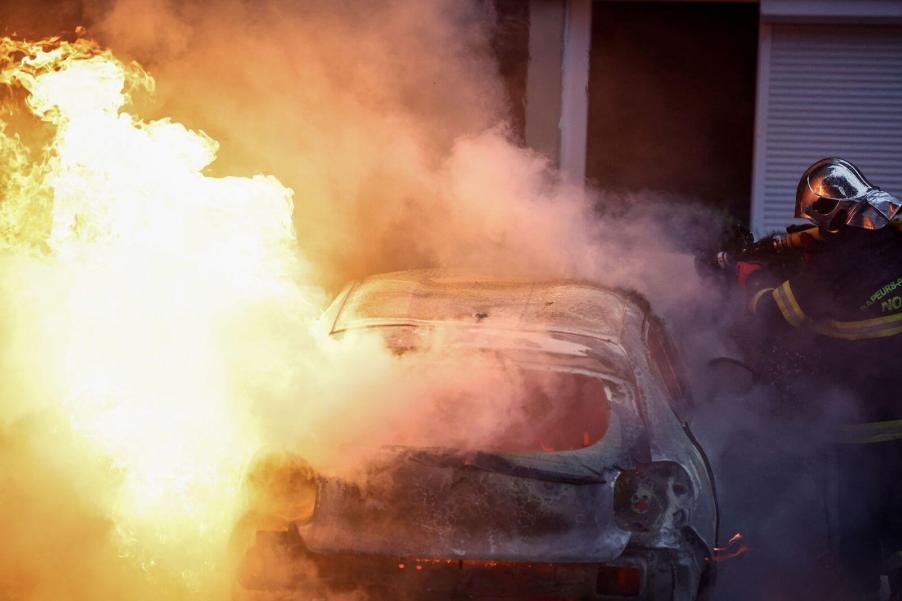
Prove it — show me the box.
[298,446,631,562]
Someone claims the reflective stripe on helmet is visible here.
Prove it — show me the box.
[835,419,902,445]
[748,287,775,315]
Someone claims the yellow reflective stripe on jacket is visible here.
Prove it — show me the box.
[813,312,902,340]
[835,419,902,445]
[768,281,902,340]
[772,281,807,327]
[748,287,775,315]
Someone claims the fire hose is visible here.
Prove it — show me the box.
[708,220,902,273]
[715,225,833,272]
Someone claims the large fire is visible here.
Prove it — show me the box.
[0,15,697,599]
[0,35,319,597]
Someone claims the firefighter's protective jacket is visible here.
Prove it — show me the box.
[747,226,902,429]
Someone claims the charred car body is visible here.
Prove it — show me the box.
[240,270,718,600]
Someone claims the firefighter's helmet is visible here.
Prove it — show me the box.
[795,158,901,232]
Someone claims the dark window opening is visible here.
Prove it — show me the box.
[491,0,530,142]
[586,1,759,222]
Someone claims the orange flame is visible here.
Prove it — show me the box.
[0,34,318,596]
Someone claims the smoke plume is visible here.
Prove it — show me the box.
[0,2,772,601]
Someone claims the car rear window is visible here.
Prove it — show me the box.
[419,363,617,453]
[496,368,611,452]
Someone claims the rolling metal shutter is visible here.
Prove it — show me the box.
[751,24,902,235]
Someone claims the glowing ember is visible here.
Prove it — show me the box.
[712,532,750,562]
[0,35,316,595]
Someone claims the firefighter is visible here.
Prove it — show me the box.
[740,157,902,600]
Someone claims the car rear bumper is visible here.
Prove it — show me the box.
[237,529,712,601]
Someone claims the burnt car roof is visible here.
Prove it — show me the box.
[331,269,644,343]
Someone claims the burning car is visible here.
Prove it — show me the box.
[239,270,719,600]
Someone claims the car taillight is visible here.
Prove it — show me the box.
[613,461,694,533]
[247,451,318,525]
[596,564,642,596]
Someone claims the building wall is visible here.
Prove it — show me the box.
[517,0,902,232]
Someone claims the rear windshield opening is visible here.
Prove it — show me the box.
[418,365,613,453]
[496,369,611,453]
